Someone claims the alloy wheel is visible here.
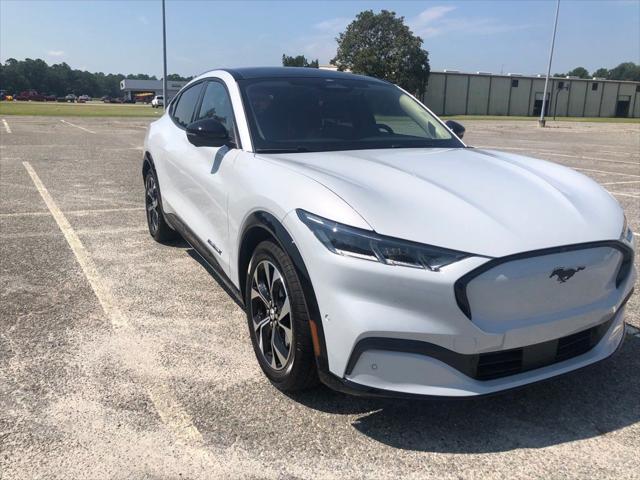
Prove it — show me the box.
[145,174,159,234]
[250,260,293,371]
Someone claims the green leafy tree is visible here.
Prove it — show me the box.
[330,10,430,96]
[607,62,640,81]
[592,67,609,78]
[281,54,319,68]
[126,73,157,80]
[0,58,195,97]
[166,73,194,81]
[566,66,589,78]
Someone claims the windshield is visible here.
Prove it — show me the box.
[239,77,463,153]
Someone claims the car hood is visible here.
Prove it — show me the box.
[259,148,623,257]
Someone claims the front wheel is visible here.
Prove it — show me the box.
[245,240,318,391]
[144,169,178,243]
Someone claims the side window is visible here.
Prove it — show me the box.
[172,83,203,127]
[196,81,237,143]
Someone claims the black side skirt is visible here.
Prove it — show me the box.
[165,213,244,307]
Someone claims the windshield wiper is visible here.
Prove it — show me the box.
[255,147,310,154]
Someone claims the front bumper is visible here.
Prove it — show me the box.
[283,212,636,397]
[339,308,627,397]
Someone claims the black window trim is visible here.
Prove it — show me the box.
[169,79,206,130]
[169,77,242,149]
[193,78,242,149]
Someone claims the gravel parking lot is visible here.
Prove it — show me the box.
[1,116,639,479]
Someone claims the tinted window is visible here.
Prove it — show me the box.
[241,77,461,153]
[172,83,203,127]
[511,79,519,88]
[592,83,599,91]
[196,81,236,143]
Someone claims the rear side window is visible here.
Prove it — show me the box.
[196,81,237,143]
[172,83,203,127]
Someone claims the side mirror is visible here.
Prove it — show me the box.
[445,120,465,139]
[186,118,231,147]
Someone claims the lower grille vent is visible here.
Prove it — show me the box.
[476,349,523,380]
[474,320,611,381]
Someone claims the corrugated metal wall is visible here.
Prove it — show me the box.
[423,72,640,118]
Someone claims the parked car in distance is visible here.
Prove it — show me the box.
[143,67,635,399]
[15,90,45,101]
[64,94,77,102]
[44,94,57,101]
[102,96,123,103]
[151,95,164,108]
[78,94,91,102]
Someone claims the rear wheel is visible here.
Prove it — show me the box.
[246,240,318,391]
[144,168,177,243]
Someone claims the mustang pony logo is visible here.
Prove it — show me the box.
[549,266,585,283]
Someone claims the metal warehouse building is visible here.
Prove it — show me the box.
[422,71,640,118]
[119,79,187,102]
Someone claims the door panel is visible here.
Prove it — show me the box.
[161,82,205,229]
[175,80,240,274]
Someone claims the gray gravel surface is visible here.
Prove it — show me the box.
[1,117,639,479]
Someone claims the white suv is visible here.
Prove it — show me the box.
[143,67,635,398]
[151,95,164,108]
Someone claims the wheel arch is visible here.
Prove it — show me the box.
[238,211,330,374]
[142,151,154,179]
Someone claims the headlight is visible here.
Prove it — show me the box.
[297,209,472,271]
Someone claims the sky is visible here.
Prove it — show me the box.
[1,0,639,78]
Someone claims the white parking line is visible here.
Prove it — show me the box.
[60,119,96,134]
[477,146,639,166]
[609,191,640,198]
[0,206,145,218]
[573,167,640,178]
[542,152,639,166]
[601,180,640,186]
[22,161,203,446]
[2,119,11,133]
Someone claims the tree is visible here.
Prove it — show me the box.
[566,67,589,78]
[330,10,430,96]
[126,73,157,80]
[281,54,319,68]
[0,58,195,97]
[607,62,640,81]
[592,67,609,78]
[166,73,194,81]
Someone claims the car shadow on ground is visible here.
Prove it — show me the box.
[175,238,640,453]
[287,336,640,453]
[183,246,244,308]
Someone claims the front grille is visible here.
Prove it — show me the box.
[476,349,523,380]
[474,320,610,381]
[454,241,633,321]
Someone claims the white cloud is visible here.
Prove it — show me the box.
[408,5,531,39]
[287,7,530,64]
[284,17,350,64]
[314,17,350,34]
[412,5,457,26]
[47,50,65,57]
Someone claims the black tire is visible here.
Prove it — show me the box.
[245,240,318,391]
[144,168,178,243]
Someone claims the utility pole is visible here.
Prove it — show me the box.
[162,0,167,111]
[539,0,560,127]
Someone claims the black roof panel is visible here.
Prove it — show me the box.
[220,67,387,84]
